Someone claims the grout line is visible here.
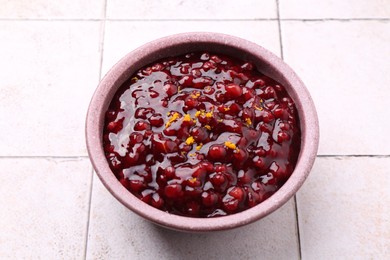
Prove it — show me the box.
[83,167,95,260]
[0,18,102,21]
[105,18,277,22]
[0,155,388,160]
[281,18,390,22]
[0,156,89,159]
[275,0,284,60]
[98,2,107,80]
[293,195,303,260]
[0,18,277,22]
[277,2,301,258]
[84,1,107,259]
[317,154,390,158]
[0,18,388,22]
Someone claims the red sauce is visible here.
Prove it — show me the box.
[103,52,301,217]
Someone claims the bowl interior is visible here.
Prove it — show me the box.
[86,32,319,232]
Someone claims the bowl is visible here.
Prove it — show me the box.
[86,32,319,232]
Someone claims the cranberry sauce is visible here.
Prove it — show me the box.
[103,52,301,218]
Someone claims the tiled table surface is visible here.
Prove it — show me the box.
[0,1,389,259]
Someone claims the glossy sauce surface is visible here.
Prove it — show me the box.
[103,52,301,217]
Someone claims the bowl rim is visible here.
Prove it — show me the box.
[86,32,319,232]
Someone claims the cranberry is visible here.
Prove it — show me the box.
[191,68,202,78]
[184,185,202,198]
[227,103,242,115]
[200,53,210,60]
[186,201,200,215]
[129,132,143,145]
[255,148,266,157]
[210,55,222,63]
[228,186,245,202]
[202,61,216,71]
[180,64,191,74]
[210,172,228,193]
[151,193,164,209]
[262,111,275,123]
[233,72,249,82]
[241,62,253,71]
[164,184,183,199]
[200,161,214,172]
[273,107,285,118]
[222,186,246,212]
[151,63,164,71]
[179,75,194,87]
[224,83,243,99]
[161,99,168,107]
[277,131,290,143]
[134,121,151,131]
[163,83,178,97]
[193,77,214,88]
[215,91,226,103]
[208,145,227,161]
[164,166,176,179]
[190,127,208,142]
[105,110,117,121]
[149,90,159,98]
[142,67,153,76]
[217,119,242,133]
[233,149,249,168]
[184,96,199,109]
[201,191,218,207]
[241,108,254,121]
[237,169,255,184]
[107,153,121,170]
[242,87,255,101]
[152,134,178,154]
[123,149,144,167]
[247,190,260,207]
[120,178,142,192]
[106,118,124,133]
[215,164,227,173]
[135,107,155,119]
[203,86,215,95]
[140,192,153,204]
[282,97,294,108]
[263,86,276,99]
[148,114,164,127]
[103,52,301,218]
[253,156,266,169]
[253,79,265,88]
[279,122,291,131]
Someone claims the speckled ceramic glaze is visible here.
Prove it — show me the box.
[86,32,319,232]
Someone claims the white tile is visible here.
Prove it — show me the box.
[0,158,92,259]
[107,0,277,20]
[282,21,390,155]
[102,21,281,74]
[86,177,300,260]
[0,0,105,19]
[279,0,390,19]
[297,157,390,259]
[0,21,101,156]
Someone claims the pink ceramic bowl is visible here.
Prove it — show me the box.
[86,32,319,232]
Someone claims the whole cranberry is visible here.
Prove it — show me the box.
[224,83,243,99]
[163,83,178,97]
[164,184,183,199]
[207,145,227,161]
[106,119,123,133]
[201,191,219,207]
